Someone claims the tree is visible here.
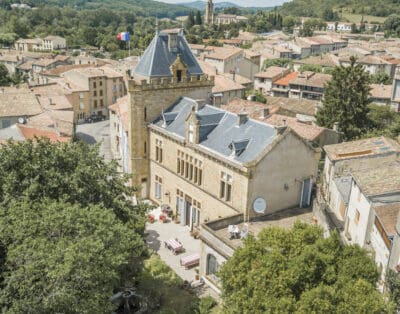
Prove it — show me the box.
[186,11,195,29]
[0,139,146,227]
[299,64,323,73]
[370,72,392,85]
[0,139,148,312]
[263,58,292,69]
[316,57,371,140]
[219,223,391,313]
[0,199,145,313]
[195,10,202,25]
[0,64,11,86]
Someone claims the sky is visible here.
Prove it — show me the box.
[158,0,290,8]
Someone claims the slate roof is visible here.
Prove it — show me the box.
[151,97,277,164]
[334,176,352,204]
[134,29,203,78]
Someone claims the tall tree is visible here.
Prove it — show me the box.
[186,11,195,29]
[0,64,11,86]
[219,223,391,313]
[316,56,371,140]
[195,10,202,25]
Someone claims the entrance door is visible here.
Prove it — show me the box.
[300,177,312,208]
[185,201,192,226]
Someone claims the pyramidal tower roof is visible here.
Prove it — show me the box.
[134,29,204,78]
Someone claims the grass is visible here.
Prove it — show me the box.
[340,12,386,24]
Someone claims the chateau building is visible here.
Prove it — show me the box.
[126,29,214,195]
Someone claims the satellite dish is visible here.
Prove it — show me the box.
[18,117,26,124]
[253,197,266,214]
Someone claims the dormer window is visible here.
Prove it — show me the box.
[229,139,250,157]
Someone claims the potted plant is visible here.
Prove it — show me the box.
[195,268,200,281]
[147,214,155,223]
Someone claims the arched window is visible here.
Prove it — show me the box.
[206,254,218,276]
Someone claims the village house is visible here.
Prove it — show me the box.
[289,72,331,100]
[0,52,22,75]
[318,137,400,228]
[292,54,340,71]
[339,55,396,78]
[14,36,66,52]
[369,84,393,106]
[109,96,130,174]
[0,86,74,142]
[215,14,248,25]
[271,72,299,98]
[202,46,259,80]
[62,66,125,119]
[254,66,290,95]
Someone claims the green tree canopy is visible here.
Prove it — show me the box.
[0,64,12,86]
[0,199,145,313]
[219,223,390,313]
[0,139,145,228]
[0,139,148,312]
[316,57,371,140]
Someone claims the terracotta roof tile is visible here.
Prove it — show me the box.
[274,72,299,86]
[374,203,400,237]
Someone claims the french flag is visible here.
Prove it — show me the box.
[116,32,130,41]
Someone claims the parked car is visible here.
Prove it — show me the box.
[85,113,105,123]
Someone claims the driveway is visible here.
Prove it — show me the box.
[75,120,112,161]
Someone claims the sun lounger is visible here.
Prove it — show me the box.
[180,253,200,269]
[164,238,184,255]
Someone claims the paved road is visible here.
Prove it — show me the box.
[75,120,112,161]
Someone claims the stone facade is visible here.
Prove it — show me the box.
[127,76,214,196]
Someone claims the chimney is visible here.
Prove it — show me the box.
[230,70,236,81]
[49,97,54,105]
[333,122,340,132]
[262,108,270,118]
[282,118,287,126]
[237,112,248,126]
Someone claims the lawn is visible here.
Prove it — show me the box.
[340,12,387,24]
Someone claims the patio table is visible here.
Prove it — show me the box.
[180,253,200,269]
[164,238,184,255]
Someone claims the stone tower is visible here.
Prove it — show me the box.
[128,29,214,197]
[205,0,214,25]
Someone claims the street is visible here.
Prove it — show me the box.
[75,120,112,161]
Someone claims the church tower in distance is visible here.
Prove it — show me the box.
[205,0,214,24]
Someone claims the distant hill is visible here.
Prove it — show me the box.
[178,1,241,11]
[280,0,399,19]
[2,0,192,18]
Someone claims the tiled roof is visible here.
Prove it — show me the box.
[18,124,70,142]
[0,87,42,118]
[204,47,243,61]
[42,64,94,77]
[370,84,392,100]
[151,97,278,164]
[65,66,122,78]
[324,136,400,161]
[294,54,340,67]
[374,203,400,237]
[213,75,245,93]
[274,71,299,86]
[265,114,324,141]
[255,66,288,79]
[264,96,317,116]
[352,160,400,196]
[134,29,203,78]
[290,72,332,89]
